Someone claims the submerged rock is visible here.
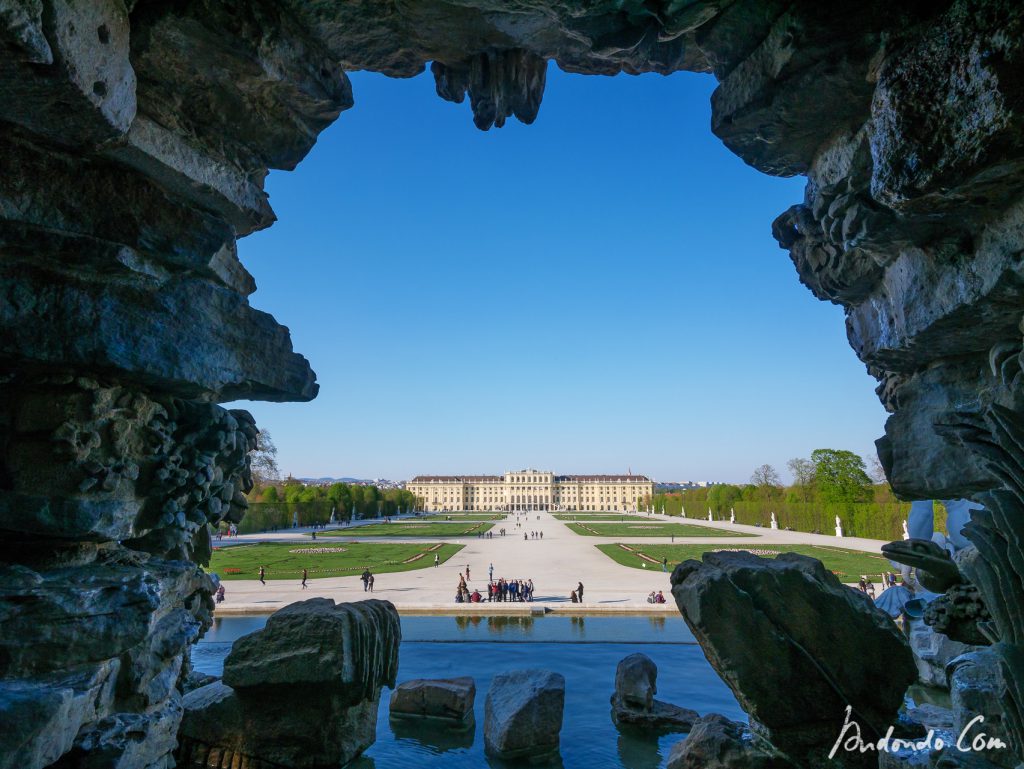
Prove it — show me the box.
[390,677,475,723]
[611,653,699,731]
[667,713,791,769]
[484,669,565,761]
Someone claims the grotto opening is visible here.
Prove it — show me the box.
[2,1,1024,768]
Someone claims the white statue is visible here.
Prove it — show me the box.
[770,511,778,530]
[292,511,299,528]
[681,506,686,518]
[707,508,713,522]
[907,498,982,552]
[730,508,736,524]
[902,519,909,539]
[835,515,843,538]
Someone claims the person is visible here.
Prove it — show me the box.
[434,554,439,568]
[259,566,266,586]
[647,591,656,604]
[527,578,534,601]
[489,563,494,581]
[524,532,528,540]
[866,580,876,599]
[367,573,375,593]
[655,590,666,604]
[577,581,584,602]
[470,589,482,603]
[301,568,308,590]
[662,557,668,573]
[361,569,371,592]
[215,585,225,604]
[570,589,578,603]
[465,565,471,580]
[540,531,543,539]
[858,577,867,592]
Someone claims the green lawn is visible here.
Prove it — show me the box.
[565,522,750,538]
[209,541,464,580]
[414,513,507,521]
[319,522,494,537]
[554,514,657,522]
[596,543,893,580]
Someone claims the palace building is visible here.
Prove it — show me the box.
[407,469,654,512]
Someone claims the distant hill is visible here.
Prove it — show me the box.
[297,477,367,484]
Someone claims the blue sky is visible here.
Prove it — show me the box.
[229,65,887,484]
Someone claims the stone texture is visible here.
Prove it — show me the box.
[909,619,979,688]
[4,1,1024,766]
[949,650,1016,768]
[389,677,475,723]
[484,669,565,761]
[672,551,917,768]
[611,653,699,731]
[666,713,791,769]
[178,598,400,768]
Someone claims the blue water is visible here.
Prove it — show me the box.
[192,615,744,769]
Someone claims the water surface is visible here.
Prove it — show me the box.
[193,615,743,769]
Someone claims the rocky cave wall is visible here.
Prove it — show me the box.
[1,0,1024,767]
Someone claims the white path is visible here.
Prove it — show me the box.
[214,511,892,615]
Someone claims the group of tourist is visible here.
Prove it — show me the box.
[858,572,899,598]
[522,530,544,540]
[569,581,584,603]
[360,568,375,592]
[486,577,535,602]
[646,590,667,604]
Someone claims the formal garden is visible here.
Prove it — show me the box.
[209,541,464,580]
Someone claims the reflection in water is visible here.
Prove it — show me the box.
[485,749,564,769]
[616,728,664,769]
[570,616,585,638]
[647,616,666,632]
[389,715,475,753]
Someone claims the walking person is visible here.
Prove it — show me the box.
[489,562,494,582]
[465,565,471,581]
[434,554,439,568]
[259,566,266,586]
[301,568,308,589]
[368,573,375,593]
[361,569,371,592]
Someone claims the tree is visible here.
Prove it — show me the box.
[750,464,781,488]
[787,458,815,486]
[250,428,280,487]
[811,449,873,504]
[866,453,887,484]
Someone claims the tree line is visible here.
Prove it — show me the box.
[645,449,931,541]
[237,430,416,534]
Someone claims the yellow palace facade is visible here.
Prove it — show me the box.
[407,468,653,512]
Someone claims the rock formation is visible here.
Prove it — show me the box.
[671,550,917,768]
[666,713,791,769]
[4,1,1024,766]
[484,669,565,762]
[177,598,400,768]
[390,676,475,724]
[611,653,698,731]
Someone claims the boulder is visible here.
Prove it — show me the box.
[948,650,1015,768]
[390,677,475,723]
[484,669,565,761]
[667,714,791,769]
[672,551,917,768]
[909,619,977,688]
[178,598,400,768]
[611,653,699,731]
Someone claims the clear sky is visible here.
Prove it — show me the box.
[228,65,888,484]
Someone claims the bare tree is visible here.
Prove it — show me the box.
[787,458,815,486]
[250,428,280,487]
[866,453,887,484]
[750,464,781,487]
